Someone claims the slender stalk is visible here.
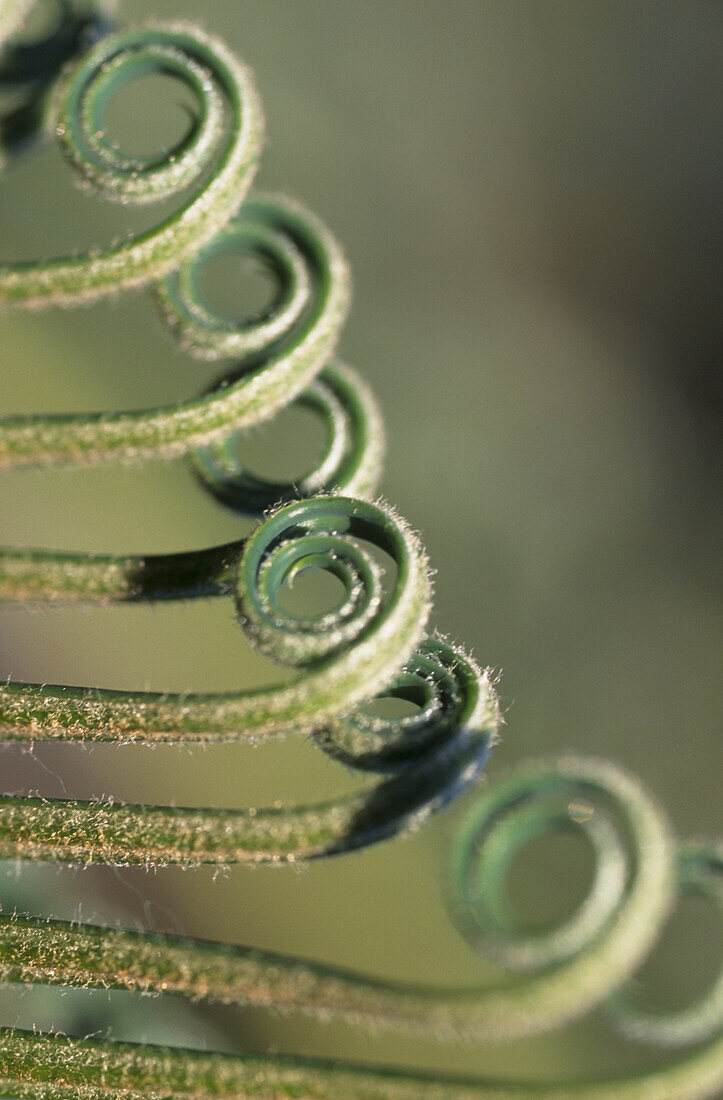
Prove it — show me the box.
[1,1027,722,1100]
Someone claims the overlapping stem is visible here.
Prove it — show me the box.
[0,14,376,501]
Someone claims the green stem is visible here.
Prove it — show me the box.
[0,197,350,470]
[1,1028,721,1100]
[0,497,432,743]
[0,24,263,306]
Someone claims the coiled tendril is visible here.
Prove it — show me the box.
[0,493,502,865]
[0,189,357,469]
[0,20,263,304]
[0,4,720,1100]
[0,759,721,1099]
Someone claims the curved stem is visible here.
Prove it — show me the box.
[0,24,263,306]
[0,196,350,470]
[0,761,681,1041]
[0,497,432,742]
[0,724,494,863]
[1,1028,721,1100]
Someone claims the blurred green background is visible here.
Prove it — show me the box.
[1,0,721,1086]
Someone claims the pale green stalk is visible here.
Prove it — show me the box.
[1,1027,722,1100]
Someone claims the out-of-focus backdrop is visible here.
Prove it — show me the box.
[1,0,721,1084]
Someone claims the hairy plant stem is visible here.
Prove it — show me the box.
[0,5,720,1099]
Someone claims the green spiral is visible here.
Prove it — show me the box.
[192,359,384,514]
[0,20,263,304]
[0,9,493,867]
[0,491,502,864]
[607,841,723,1049]
[1,4,720,1100]
[0,760,721,1099]
[0,190,356,469]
